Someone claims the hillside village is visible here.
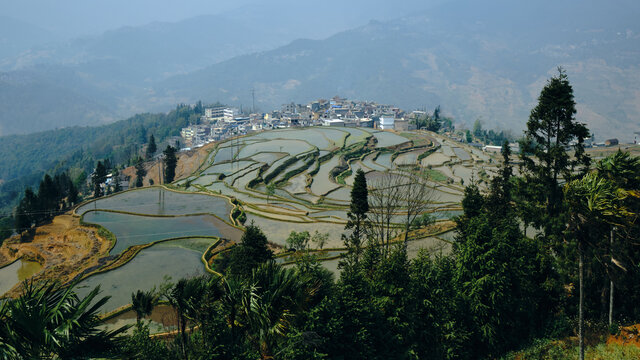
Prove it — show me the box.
[179,95,628,153]
[179,96,423,149]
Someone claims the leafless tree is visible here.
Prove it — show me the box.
[368,169,437,255]
[398,170,436,245]
[368,172,403,256]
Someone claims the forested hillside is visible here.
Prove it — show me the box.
[0,103,205,220]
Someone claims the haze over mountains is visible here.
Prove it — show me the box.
[1,0,638,140]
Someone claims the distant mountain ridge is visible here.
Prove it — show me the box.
[156,0,640,141]
[0,0,436,135]
[0,0,639,139]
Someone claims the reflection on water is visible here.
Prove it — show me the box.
[76,243,206,312]
[0,259,43,296]
[77,187,231,219]
[83,211,241,254]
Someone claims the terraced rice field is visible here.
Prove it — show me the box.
[174,128,496,260]
[64,127,499,312]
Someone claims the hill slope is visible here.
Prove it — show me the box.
[157,0,640,140]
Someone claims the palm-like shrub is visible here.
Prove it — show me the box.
[0,280,127,359]
[242,261,319,359]
[131,290,156,323]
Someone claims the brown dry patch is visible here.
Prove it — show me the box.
[0,214,111,297]
[392,220,457,242]
[586,144,640,161]
[175,142,216,180]
[607,324,640,348]
[119,142,215,187]
[104,304,179,330]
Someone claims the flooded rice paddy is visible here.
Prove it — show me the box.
[0,259,43,296]
[83,211,240,254]
[76,242,207,312]
[77,188,231,219]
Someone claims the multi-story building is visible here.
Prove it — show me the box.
[204,106,225,121]
[223,108,239,122]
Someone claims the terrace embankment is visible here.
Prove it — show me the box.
[122,142,215,186]
[0,214,111,296]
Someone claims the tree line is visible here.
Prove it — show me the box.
[412,105,454,133]
[13,172,79,237]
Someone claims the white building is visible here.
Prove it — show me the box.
[223,108,239,122]
[378,115,395,130]
[323,119,345,127]
[204,106,225,121]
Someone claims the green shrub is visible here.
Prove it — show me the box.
[609,323,620,336]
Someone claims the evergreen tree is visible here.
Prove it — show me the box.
[454,177,562,358]
[426,105,442,132]
[222,223,274,278]
[517,68,590,237]
[473,119,483,138]
[162,145,177,183]
[112,168,122,193]
[341,169,369,267]
[135,158,146,188]
[485,140,513,218]
[146,134,157,160]
[14,188,37,235]
[92,161,107,198]
[38,174,57,217]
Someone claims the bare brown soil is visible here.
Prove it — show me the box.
[0,214,111,296]
[607,324,640,348]
[120,142,215,187]
[585,144,640,160]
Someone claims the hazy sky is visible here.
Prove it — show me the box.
[0,0,252,37]
[1,0,445,39]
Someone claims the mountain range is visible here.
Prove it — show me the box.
[0,0,639,140]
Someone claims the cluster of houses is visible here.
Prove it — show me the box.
[179,96,634,150]
[179,96,423,148]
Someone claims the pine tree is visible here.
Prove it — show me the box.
[517,68,590,237]
[426,105,442,132]
[224,223,274,278]
[341,169,369,267]
[135,158,146,188]
[146,134,157,159]
[92,161,107,198]
[163,145,177,183]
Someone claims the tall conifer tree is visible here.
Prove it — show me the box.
[163,145,177,183]
[517,68,590,237]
